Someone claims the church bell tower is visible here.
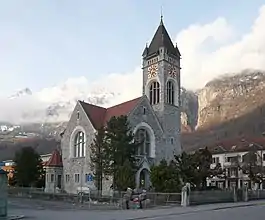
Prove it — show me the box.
[142,16,182,156]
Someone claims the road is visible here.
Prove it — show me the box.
[153,206,265,220]
[7,198,265,220]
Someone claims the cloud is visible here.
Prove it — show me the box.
[36,67,142,106]
[177,5,265,89]
[0,95,48,124]
[2,5,265,124]
[0,67,142,124]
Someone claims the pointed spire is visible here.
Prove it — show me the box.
[145,16,180,57]
[45,149,63,167]
[160,6,163,25]
[142,42,149,57]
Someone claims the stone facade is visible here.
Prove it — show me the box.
[61,103,97,194]
[47,18,182,194]
[45,167,63,193]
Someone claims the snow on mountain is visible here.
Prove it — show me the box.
[9,88,32,99]
[1,73,141,124]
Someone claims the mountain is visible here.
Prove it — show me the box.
[182,69,265,151]
[4,82,117,124]
[180,88,198,131]
[2,69,265,159]
[9,88,32,99]
[197,69,265,129]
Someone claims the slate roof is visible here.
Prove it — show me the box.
[79,97,142,130]
[144,19,180,57]
[208,137,265,154]
[44,149,63,167]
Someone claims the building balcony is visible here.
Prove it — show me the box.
[224,161,240,168]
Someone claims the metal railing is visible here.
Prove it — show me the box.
[7,187,182,209]
[248,189,265,200]
[11,187,265,208]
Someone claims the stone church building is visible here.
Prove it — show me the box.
[45,18,182,194]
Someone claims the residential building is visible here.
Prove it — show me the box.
[208,137,265,190]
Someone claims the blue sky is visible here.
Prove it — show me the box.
[0,0,265,96]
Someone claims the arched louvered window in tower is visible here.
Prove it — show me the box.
[166,81,175,105]
[149,81,160,105]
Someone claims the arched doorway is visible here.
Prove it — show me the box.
[139,168,150,189]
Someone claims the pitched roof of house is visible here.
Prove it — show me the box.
[79,96,142,130]
[44,149,63,167]
[208,136,265,154]
[144,19,180,57]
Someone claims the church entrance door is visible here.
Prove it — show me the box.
[139,168,150,189]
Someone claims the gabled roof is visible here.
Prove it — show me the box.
[104,97,141,123]
[208,137,265,154]
[79,97,142,130]
[79,102,106,129]
[44,149,63,167]
[145,19,180,57]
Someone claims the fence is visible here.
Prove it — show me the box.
[248,189,265,200]
[8,187,182,209]
[190,190,234,205]
[190,189,265,205]
[10,187,265,208]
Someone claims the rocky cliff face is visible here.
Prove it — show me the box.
[196,69,265,130]
[181,69,265,151]
[180,88,198,131]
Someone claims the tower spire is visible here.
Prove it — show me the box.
[160,6,163,24]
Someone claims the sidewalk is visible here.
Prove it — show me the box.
[111,200,265,220]
[8,199,265,220]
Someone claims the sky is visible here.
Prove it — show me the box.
[1,0,265,123]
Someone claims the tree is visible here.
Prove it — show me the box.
[13,146,44,187]
[150,159,181,192]
[105,115,138,190]
[174,148,212,189]
[193,148,212,189]
[115,159,135,190]
[165,160,182,192]
[35,168,45,188]
[150,159,168,192]
[90,127,108,192]
[241,151,262,183]
[174,152,197,186]
[211,162,226,179]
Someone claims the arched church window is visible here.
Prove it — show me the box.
[135,128,150,156]
[149,81,160,105]
[166,81,175,105]
[74,131,85,157]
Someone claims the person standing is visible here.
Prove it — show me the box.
[139,189,147,209]
[124,188,132,209]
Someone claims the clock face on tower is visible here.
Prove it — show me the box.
[148,64,158,78]
[168,65,177,78]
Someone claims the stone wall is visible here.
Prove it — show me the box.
[61,102,96,194]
